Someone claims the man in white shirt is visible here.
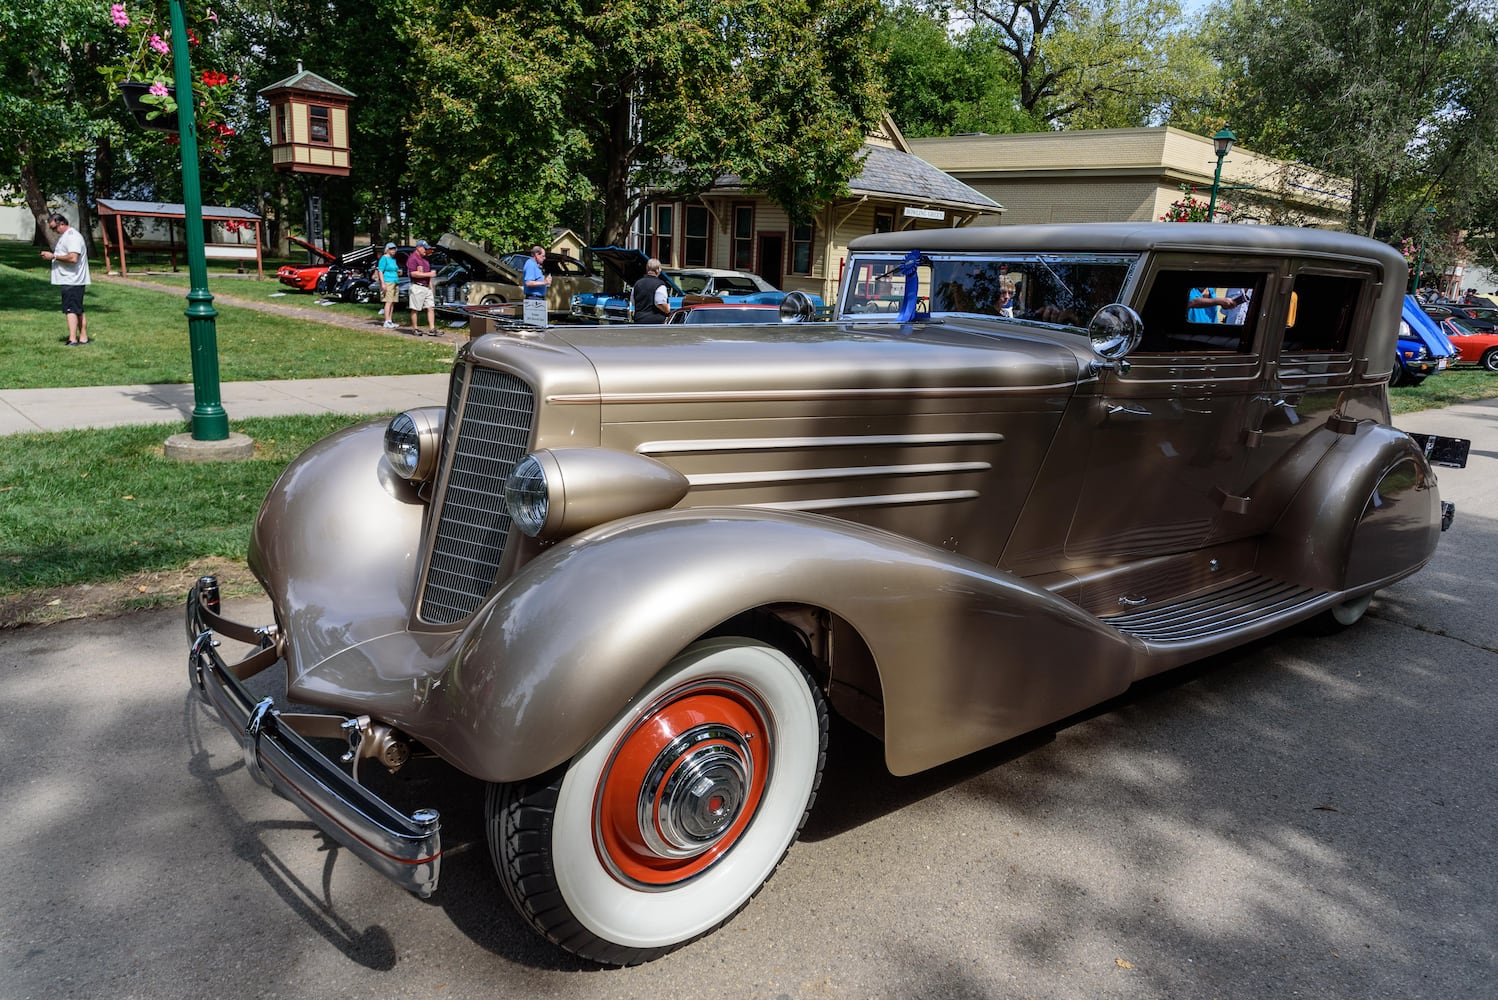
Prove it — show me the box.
[40,213,91,345]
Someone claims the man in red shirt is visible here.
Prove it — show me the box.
[407,240,438,335]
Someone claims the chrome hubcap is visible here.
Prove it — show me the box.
[639,724,753,859]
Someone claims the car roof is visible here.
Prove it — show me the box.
[849,222,1405,274]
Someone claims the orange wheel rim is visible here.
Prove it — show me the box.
[593,680,773,887]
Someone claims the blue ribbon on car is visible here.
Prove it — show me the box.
[896,249,928,323]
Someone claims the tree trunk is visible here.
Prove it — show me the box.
[20,144,52,248]
[597,86,636,292]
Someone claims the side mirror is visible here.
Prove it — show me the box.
[780,290,816,323]
[1088,304,1144,364]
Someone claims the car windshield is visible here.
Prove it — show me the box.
[839,252,1138,331]
[671,272,711,294]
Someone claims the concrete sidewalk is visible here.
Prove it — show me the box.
[0,372,451,435]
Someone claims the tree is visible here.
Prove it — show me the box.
[961,0,1214,129]
[0,2,107,243]
[874,5,1038,137]
[1208,0,1498,237]
[401,0,886,248]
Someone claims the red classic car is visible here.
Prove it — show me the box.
[276,236,337,292]
[1436,316,1498,371]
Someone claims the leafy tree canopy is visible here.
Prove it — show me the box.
[1207,0,1498,237]
[401,0,886,247]
[874,4,1038,137]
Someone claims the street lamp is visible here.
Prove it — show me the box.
[168,0,229,443]
[1413,205,1438,295]
[1207,127,1236,222]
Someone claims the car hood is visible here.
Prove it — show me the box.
[587,246,650,285]
[288,235,337,262]
[439,233,522,282]
[1403,295,1457,357]
[539,319,1086,399]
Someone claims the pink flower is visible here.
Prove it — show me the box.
[149,81,169,97]
[149,33,169,55]
[110,4,129,27]
[206,7,218,22]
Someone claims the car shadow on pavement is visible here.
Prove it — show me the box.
[180,676,592,971]
[802,637,1275,844]
[182,690,400,971]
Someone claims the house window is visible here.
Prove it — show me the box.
[733,205,754,271]
[275,105,288,144]
[684,206,710,267]
[874,211,895,234]
[653,204,673,266]
[791,223,813,274]
[309,105,331,144]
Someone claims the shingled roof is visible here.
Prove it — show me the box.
[710,144,1001,214]
[258,67,356,98]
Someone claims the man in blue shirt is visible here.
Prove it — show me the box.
[523,245,550,305]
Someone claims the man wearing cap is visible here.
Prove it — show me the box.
[376,242,401,328]
[407,239,438,335]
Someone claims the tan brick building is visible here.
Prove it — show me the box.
[909,127,1349,229]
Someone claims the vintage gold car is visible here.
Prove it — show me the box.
[187,222,1464,966]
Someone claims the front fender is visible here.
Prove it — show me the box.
[250,418,440,695]
[426,509,1143,781]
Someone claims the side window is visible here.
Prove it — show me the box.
[733,205,754,271]
[1138,269,1268,353]
[684,206,710,267]
[309,106,331,144]
[1282,272,1363,353]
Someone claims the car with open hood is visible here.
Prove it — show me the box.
[275,236,337,292]
[188,222,1464,967]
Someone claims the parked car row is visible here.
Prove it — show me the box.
[569,246,824,322]
[296,236,602,316]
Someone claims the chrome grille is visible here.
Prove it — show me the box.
[419,366,536,624]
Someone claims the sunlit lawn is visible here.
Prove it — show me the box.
[0,413,369,597]
[0,240,453,389]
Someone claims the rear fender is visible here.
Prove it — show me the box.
[1260,423,1440,592]
[430,509,1142,781]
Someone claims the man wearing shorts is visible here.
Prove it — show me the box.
[407,239,437,335]
[41,213,90,345]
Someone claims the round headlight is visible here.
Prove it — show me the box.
[383,408,443,482]
[504,454,550,537]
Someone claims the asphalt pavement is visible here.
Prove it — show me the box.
[1,401,1494,999]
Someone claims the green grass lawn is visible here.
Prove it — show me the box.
[0,240,453,389]
[0,413,373,620]
[1388,365,1498,414]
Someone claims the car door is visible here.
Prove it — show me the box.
[1058,255,1279,566]
[1223,261,1381,537]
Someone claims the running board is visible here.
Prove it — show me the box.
[1103,574,1323,644]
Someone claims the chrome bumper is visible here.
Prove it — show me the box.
[186,576,441,897]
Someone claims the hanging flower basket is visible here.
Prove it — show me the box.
[120,80,180,133]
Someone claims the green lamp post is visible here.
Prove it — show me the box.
[168,0,228,442]
[1207,128,1236,223]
